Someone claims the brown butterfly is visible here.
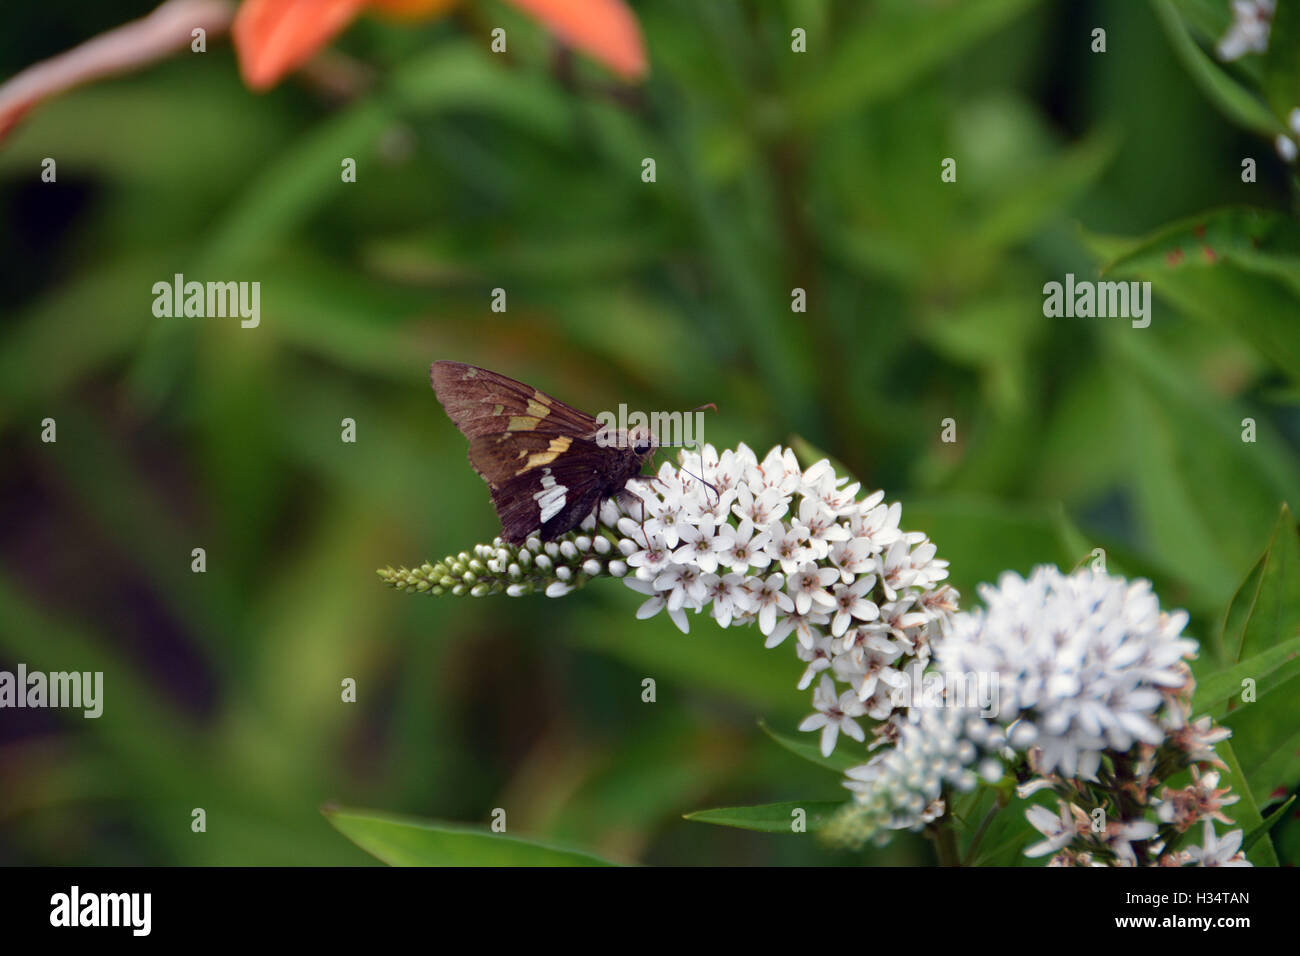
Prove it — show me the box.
[430,361,663,544]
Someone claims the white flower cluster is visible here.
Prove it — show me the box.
[1023,795,1249,867]
[824,705,1006,846]
[1217,0,1274,61]
[612,444,957,752]
[826,565,1250,865]
[934,566,1198,780]
[381,443,957,748]
[386,466,1256,866]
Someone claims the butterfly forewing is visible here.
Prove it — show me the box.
[430,360,655,543]
[430,361,598,439]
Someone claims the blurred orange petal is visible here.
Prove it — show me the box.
[505,0,647,80]
[369,0,459,19]
[232,0,368,90]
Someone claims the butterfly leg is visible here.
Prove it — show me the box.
[616,484,654,549]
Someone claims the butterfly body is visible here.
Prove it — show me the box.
[430,361,657,543]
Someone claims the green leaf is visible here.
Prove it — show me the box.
[1192,633,1300,715]
[1101,333,1300,608]
[758,720,864,774]
[684,801,844,833]
[1096,208,1300,385]
[970,129,1119,253]
[1197,505,1300,716]
[1243,795,1296,852]
[795,0,1041,124]
[1215,741,1280,866]
[1222,672,1300,809]
[569,609,806,719]
[322,807,621,866]
[1152,0,1281,136]
[200,44,571,269]
[1262,0,1300,122]
[1223,505,1300,677]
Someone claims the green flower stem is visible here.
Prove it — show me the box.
[929,815,961,867]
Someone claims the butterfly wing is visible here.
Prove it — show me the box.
[470,434,613,542]
[431,361,629,542]
[431,361,600,439]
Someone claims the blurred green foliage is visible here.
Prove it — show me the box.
[1,0,1297,866]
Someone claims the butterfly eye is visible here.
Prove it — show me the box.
[632,435,653,456]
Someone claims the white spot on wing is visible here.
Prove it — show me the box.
[534,468,568,524]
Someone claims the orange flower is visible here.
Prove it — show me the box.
[232,0,647,91]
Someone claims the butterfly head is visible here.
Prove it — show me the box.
[627,425,658,463]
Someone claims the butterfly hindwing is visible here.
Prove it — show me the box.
[472,435,614,542]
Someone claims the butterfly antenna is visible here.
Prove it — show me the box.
[679,465,720,506]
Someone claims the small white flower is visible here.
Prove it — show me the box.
[803,459,861,514]
[721,519,772,575]
[1105,819,1159,866]
[731,483,789,527]
[692,487,737,524]
[1185,820,1251,867]
[1169,715,1232,765]
[793,496,852,560]
[877,539,913,602]
[828,576,881,637]
[643,494,686,548]
[625,535,673,580]
[765,521,812,576]
[765,606,830,650]
[787,563,839,616]
[755,445,802,495]
[799,675,866,757]
[1276,134,1298,164]
[712,446,752,496]
[1218,0,1275,60]
[829,536,876,583]
[1024,801,1082,858]
[748,572,794,636]
[701,572,754,628]
[851,499,903,551]
[672,517,731,574]
[653,564,708,612]
[795,632,837,689]
[840,645,904,706]
[625,577,690,633]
